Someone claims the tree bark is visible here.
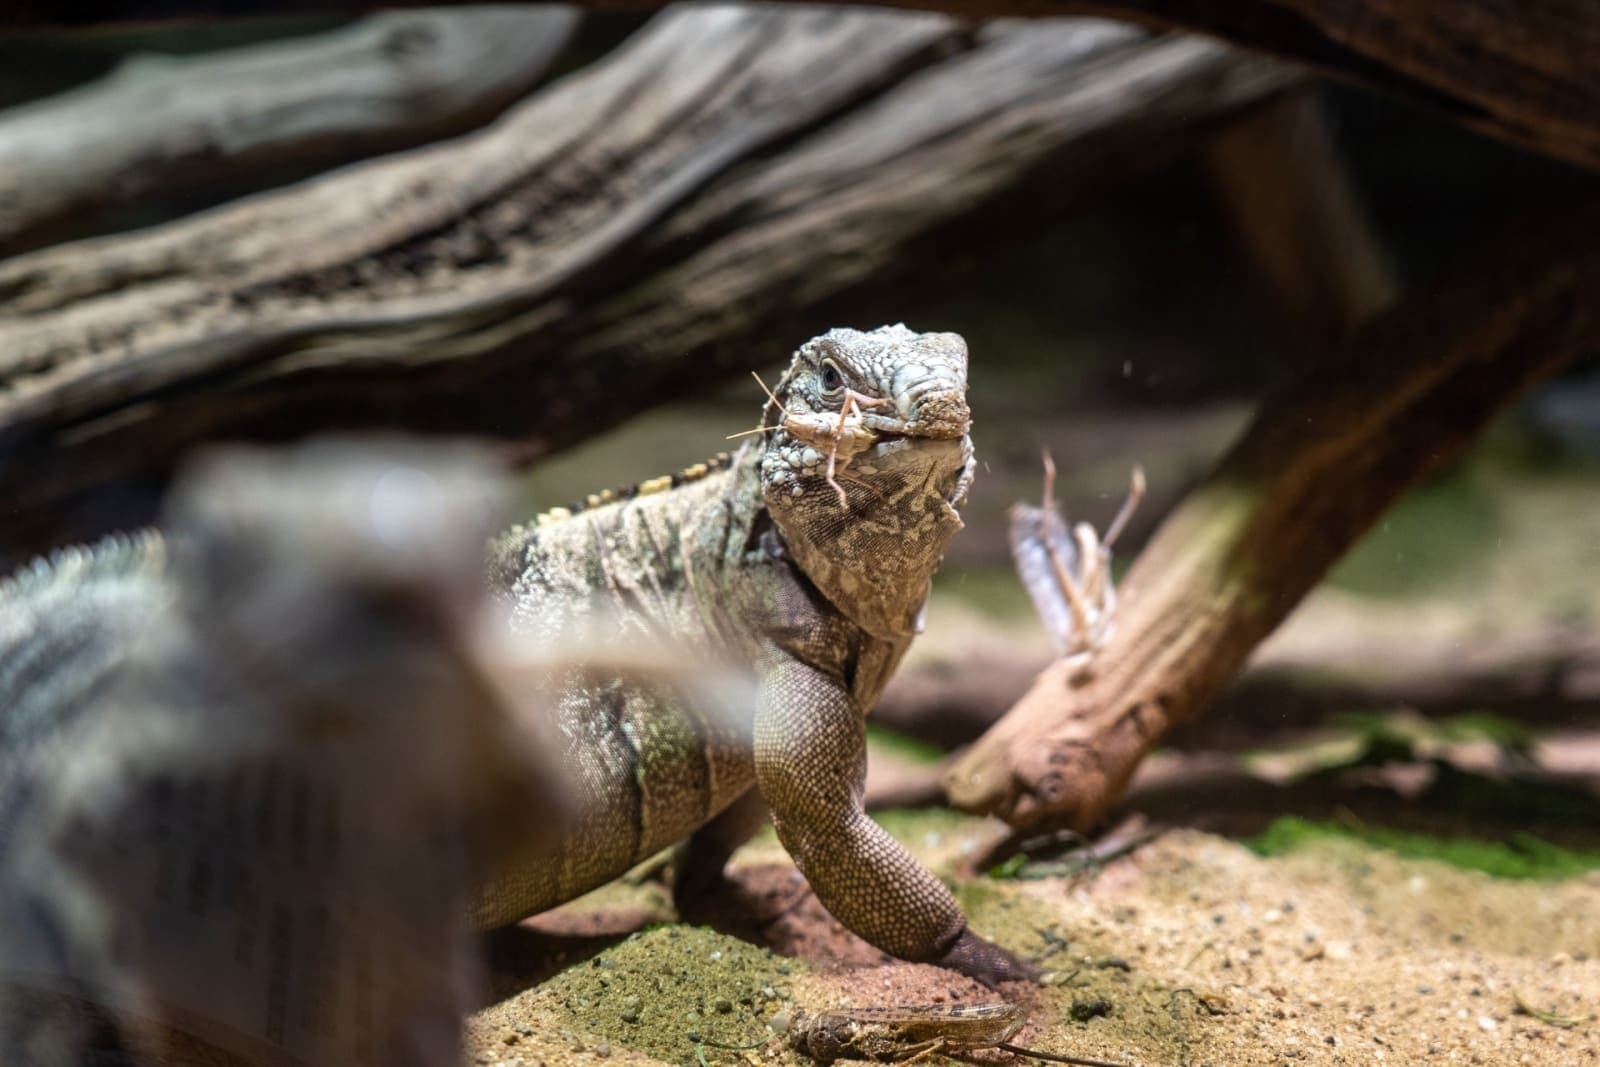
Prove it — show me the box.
[0,12,1297,560]
[8,1,1599,174]
[943,195,1600,833]
[0,7,578,256]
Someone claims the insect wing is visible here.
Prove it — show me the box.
[1007,502,1084,656]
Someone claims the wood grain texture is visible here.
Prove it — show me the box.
[0,13,1295,559]
[8,0,1598,171]
[0,7,578,255]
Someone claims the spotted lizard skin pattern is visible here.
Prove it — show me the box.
[484,325,982,963]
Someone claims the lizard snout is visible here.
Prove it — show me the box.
[869,382,970,440]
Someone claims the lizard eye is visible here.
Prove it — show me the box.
[820,360,844,395]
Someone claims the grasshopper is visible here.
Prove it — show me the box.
[728,371,889,509]
[779,1002,1131,1067]
[1007,454,1145,673]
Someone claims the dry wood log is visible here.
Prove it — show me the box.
[944,196,1600,833]
[0,12,1297,560]
[9,1,1598,175]
[941,0,1600,174]
[0,8,578,256]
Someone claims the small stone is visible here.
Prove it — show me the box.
[621,995,643,1024]
[594,1042,612,1058]
[503,1033,520,1046]
[1069,997,1113,1023]
[1478,1016,1498,1032]
[714,998,733,1014]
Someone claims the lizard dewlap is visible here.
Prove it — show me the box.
[485,324,1031,986]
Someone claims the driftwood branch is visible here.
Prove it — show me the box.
[0,7,578,255]
[944,195,1600,833]
[0,12,1297,560]
[8,1,1598,174]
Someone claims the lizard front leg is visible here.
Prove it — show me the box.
[753,656,1034,988]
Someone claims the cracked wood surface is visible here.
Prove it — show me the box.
[0,7,578,256]
[945,195,1600,833]
[0,12,1296,560]
[8,0,1598,173]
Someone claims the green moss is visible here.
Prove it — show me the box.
[1247,815,1600,880]
[540,926,798,1064]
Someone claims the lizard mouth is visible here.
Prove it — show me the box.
[865,432,968,466]
[861,408,970,442]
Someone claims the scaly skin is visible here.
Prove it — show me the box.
[0,443,559,1067]
[485,324,1032,985]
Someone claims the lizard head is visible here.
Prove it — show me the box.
[759,324,975,639]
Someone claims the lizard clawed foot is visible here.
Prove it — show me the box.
[931,927,1040,990]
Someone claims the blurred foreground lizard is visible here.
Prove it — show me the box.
[484,323,1034,986]
[0,442,580,1066]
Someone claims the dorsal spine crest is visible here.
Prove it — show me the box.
[529,451,733,529]
[0,529,167,603]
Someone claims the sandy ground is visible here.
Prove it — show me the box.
[464,811,1600,1067]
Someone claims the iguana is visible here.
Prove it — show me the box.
[0,442,572,1067]
[0,325,1030,1067]
[482,323,1032,986]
